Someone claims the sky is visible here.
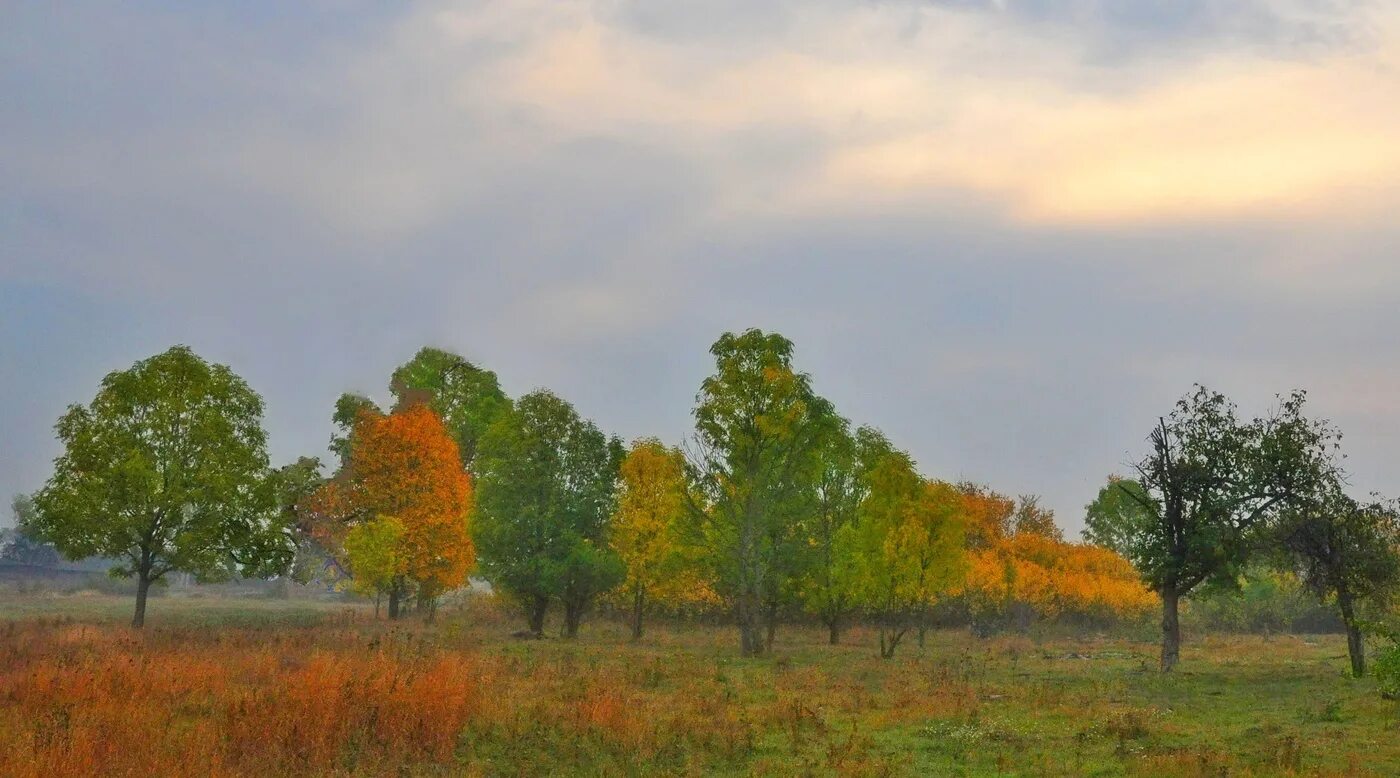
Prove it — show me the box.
[4,0,1400,534]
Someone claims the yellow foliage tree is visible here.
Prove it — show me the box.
[612,438,716,639]
[343,515,406,618]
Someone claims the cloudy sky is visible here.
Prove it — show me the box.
[4,0,1399,533]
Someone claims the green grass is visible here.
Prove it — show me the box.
[3,591,1397,776]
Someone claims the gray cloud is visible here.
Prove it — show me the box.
[918,0,1370,59]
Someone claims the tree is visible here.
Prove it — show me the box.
[313,404,475,618]
[558,540,627,638]
[271,457,330,593]
[343,515,407,617]
[1082,476,1156,557]
[2,494,60,568]
[958,483,1015,550]
[329,393,380,466]
[475,389,622,637]
[1276,488,1400,677]
[613,438,690,640]
[800,420,868,645]
[847,452,966,658]
[685,329,833,657]
[1123,386,1338,671]
[10,492,35,527]
[29,346,290,627]
[390,347,511,469]
[1012,495,1062,540]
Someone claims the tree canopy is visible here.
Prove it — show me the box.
[1082,476,1156,557]
[390,347,511,469]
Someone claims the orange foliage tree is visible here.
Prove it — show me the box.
[944,482,1153,631]
[310,403,474,618]
[957,483,1016,550]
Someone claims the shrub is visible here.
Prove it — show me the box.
[1373,640,1400,699]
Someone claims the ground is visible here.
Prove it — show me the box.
[0,592,1395,776]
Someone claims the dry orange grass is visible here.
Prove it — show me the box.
[0,622,480,776]
[0,615,966,776]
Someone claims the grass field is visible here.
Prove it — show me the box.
[1,593,1395,777]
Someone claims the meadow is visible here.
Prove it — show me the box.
[1,593,1396,777]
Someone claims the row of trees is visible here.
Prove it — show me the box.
[298,334,1138,657]
[21,334,1398,674]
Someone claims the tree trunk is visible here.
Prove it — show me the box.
[631,585,645,641]
[374,591,381,620]
[917,625,927,648]
[387,584,402,620]
[879,626,905,659]
[278,545,296,600]
[737,592,765,657]
[826,615,841,646]
[764,600,778,654]
[563,599,582,638]
[1338,589,1365,677]
[133,572,152,628]
[526,595,548,636]
[1160,586,1181,673]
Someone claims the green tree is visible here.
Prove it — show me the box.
[10,492,35,527]
[1277,488,1400,677]
[686,329,833,657]
[271,457,330,594]
[845,434,966,658]
[1123,386,1338,671]
[800,420,868,645]
[558,540,627,638]
[390,347,511,468]
[475,389,623,637]
[329,393,380,466]
[343,514,407,616]
[29,346,289,627]
[1082,476,1156,557]
[3,494,60,567]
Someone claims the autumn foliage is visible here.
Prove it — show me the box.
[311,404,474,610]
[958,526,1156,626]
[611,439,719,635]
